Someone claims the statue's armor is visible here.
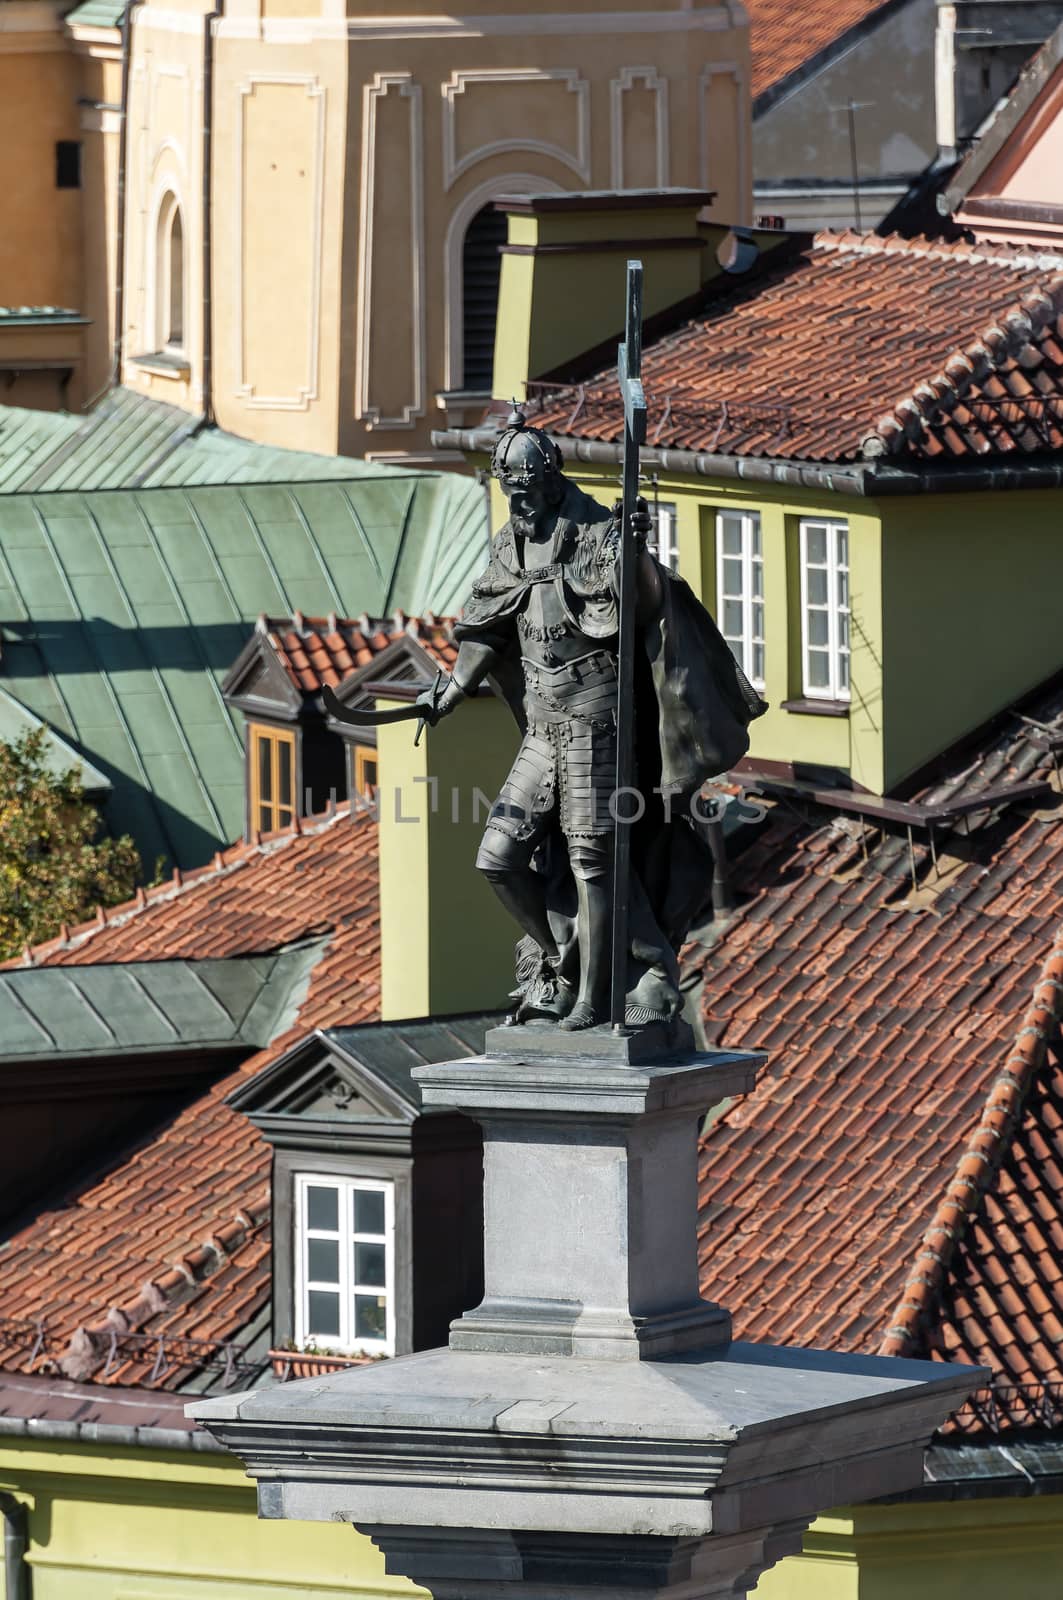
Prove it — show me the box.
[484,525,618,848]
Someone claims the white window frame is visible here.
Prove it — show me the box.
[799,518,850,702]
[294,1174,395,1356]
[715,509,765,690]
[651,500,679,572]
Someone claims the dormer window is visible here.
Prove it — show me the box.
[296,1174,395,1355]
[353,745,379,798]
[249,723,297,833]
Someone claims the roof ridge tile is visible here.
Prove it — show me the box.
[880,924,1063,1357]
[862,273,1063,458]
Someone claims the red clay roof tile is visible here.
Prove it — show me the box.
[0,806,379,1389]
[694,677,1063,1434]
[258,611,457,695]
[747,0,893,99]
[529,232,1063,465]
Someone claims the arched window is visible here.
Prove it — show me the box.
[155,193,185,352]
[461,203,508,393]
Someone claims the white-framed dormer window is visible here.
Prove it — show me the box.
[155,191,185,353]
[716,509,765,689]
[650,500,679,572]
[799,518,850,701]
[295,1174,395,1355]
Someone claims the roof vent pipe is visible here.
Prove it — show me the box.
[716,228,760,275]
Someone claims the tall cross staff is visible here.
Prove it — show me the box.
[610,261,647,1031]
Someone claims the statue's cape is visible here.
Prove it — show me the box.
[452,482,766,801]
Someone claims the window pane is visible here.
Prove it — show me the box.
[805,524,827,564]
[837,570,849,609]
[278,738,294,809]
[838,613,851,650]
[839,655,851,692]
[808,610,829,647]
[354,1241,387,1287]
[257,734,273,804]
[752,563,763,598]
[721,558,744,597]
[354,1295,387,1341]
[806,568,828,606]
[752,643,765,684]
[308,1237,339,1283]
[807,651,830,689]
[720,517,742,556]
[306,1184,338,1231]
[722,600,744,639]
[307,1290,341,1337]
[836,525,849,564]
[751,602,764,637]
[751,521,762,557]
[355,1188,386,1236]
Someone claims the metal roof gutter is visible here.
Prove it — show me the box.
[0,1412,222,1453]
[432,428,1063,497]
[431,427,870,497]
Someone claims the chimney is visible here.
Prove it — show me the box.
[490,189,727,407]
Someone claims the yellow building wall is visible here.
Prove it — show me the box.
[0,5,83,310]
[759,1497,1063,1600]
[489,462,888,794]
[0,1435,422,1599]
[378,693,518,1021]
[878,487,1063,790]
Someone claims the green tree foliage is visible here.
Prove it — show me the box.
[0,729,141,958]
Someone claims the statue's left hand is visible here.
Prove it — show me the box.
[611,496,653,550]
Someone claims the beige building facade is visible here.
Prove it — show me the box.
[2,0,750,456]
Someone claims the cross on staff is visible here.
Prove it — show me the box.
[610,260,647,1032]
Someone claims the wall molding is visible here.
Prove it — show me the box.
[442,172,564,394]
[356,71,426,429]
[441,67,591,191]
[610,66,670,190]
[214,8,734,42]
[699,60,750,222]
[234,74,326,411]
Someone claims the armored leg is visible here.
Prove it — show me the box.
[561,837,612,1031]
[475,826,559,964]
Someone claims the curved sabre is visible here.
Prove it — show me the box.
[322,684,427,729]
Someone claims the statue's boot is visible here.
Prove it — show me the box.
[560,872,611,1031]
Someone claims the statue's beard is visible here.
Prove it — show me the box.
[510,513,535,538]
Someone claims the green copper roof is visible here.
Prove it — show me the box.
[0,308,88,327]
[0,685,110,792]
[0,390,489,870]
[0,947,320,1063]
[0,387,450,494]
[64,0,124,30]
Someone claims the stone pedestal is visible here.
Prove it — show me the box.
[425,1031,759,1359]
[190,1032,985,1600]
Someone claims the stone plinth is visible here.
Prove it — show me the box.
[190,1033,987,1600]
[415,1035,761,1360]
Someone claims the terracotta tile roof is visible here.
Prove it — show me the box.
[0,806,380,1390]
[693,678,1063,1433]
[747,0,893,101]
[528,232,1063,465]
[260,611,457,696]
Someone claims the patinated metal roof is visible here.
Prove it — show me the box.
[0,684,110,792]
[0,948,319,1061]
[0,389,487,869]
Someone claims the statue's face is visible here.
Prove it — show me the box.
[503,478,551,530]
